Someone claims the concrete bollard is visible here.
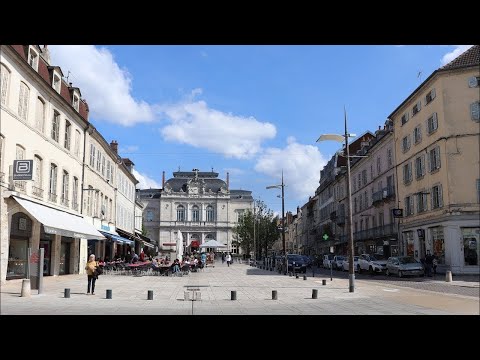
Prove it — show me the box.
[147,290,153,300]
[21,279,31,297]
[231,290,237,300]
[296,274,299,279]
[312,289,318,299]
[303,275,307,280]
[446,271,453,282]
[272,290,278,300]
[322,279,327,286]
[64,288,71,298]
[106,289,112,299]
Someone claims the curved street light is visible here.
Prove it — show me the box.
[266,170,286,275]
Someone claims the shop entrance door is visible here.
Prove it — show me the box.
[59,242,71,275]
[39,240,52,276]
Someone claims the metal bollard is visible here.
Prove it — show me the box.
[231,290,237,300]
[106,289,112,299]
[312,267,315,277]
[303,275,307,280]
[64,288,71,298]
[272,290,278,300]
[446,270,453,282]
[322,279,327,285]
[296,274,299,279]
[21,279,31,297]
[147,290,153,300]
[289,272,292,277]
[312,289,318,299]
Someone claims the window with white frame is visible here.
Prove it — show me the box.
[236,210,245,222]
[425,88,436,105]
[206,205,215,222]
[387,148,392,167]
[177,205,185,221]
[96,150,101,172]
[101,156,105,176]
[49,163,58,198]
[94,191,99,217]
[106,160,111,180]
[86,186,92,216]
[364,190,368,208]
[431,184,443,209]
[417,192,428,213]
[357,173,361,188]
[53,74,61,93]
[72,94,79,112]
[62,170,69,205]
[370,164,374,180]
[429,146,441,172]
[191,205,199,222]
[405,195,414,215]
[1,63,11,106]
[377,156,381,174]
[28,47,39,71]
[16,144,25,160]
[362,170,367,185]
[18,82,30,121]
[33,155,42,190]
[51,111,60,142]
[412,100,421,116]
[402,135,411,153]
[415,154,425,179]
[35,97,45,132]
[401,112,409,125]
[427,113,438,134]
[64,120,71,150]
[403,162,412,184]
[413,125,422,144]
[471,102,480,121]
[74,130,81,157]
[72,177,78,209]
[104,195,108,219]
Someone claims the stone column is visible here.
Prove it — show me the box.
[0,198,11,284]
[444,225,461,274]
[78,238,88,274]
[51,234,61,276]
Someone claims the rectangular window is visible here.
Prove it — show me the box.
[1,64,10,106]
[427,113,438,134]
[357,173,361,189]
[87,186,92,216]
[101,157,105,176]
[425,88,436,105]
[405,196,414,216]
[429,146,441,172]
[370,164,374,180]
[431,184,443,209]
[28,48,38,70]
[362,170,367,185]
[72,177,78,210]
[147,210,154,222]
[462,228,479,266]
[74,130,81,157]
[89,144,95,167]
[51,111,60,142]
[73,95,79,112]
[62,171,69,205]
[35,97,45,132]
[415,155,425,179]
[49,164,57,197]
[106,160,111,180]
[401,112,409,125]
[364,190,368,208]
[430,227,445,264]
[387,148,392,167]
[471,102,480,121]
[377,157,381,174]
[402,135,411,152]
[96,150,101,172]
[53,75,61,93]
[417,192,428,213]
[354,197,357,213]
[64,121,71,150]
[413,125,422,144]
[412,100,421,116]
[403,163,412,184]
[33,155,42,189]
[109,199,113,222]
[18,82,30,121]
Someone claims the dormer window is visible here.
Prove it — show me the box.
[53,74,61,93]
[73,94,79,111]
[28,47,39,71]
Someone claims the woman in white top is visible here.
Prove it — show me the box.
[226,253,232,267]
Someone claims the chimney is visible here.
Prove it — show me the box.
[69,82,73,87]
[41,45,51,65]
[162,171,165,189]
[110,140,118,154]
[297,206,300,214]
[226,172,230,190]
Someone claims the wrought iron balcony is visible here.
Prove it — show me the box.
[32,186,44,198]
[372,186,395,206]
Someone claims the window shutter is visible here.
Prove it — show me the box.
[417,100,422,111]
[468,76,479,88]
[18,84,24,117]
[409,196,414,214]
[431,88,436,100]
[471,102,480,121]
[436,147,441,169]
[430,187,435,209]
[438,184,443,207]
[433,112,438,129]
[421,155,425,176]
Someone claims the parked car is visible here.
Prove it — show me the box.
[301,255,313,268]
[358,254,388,274]
[342,256,359,272]
[386,256,424,278]
[332,255,346,270]
[323,254,335,268]
[287,254,307,273]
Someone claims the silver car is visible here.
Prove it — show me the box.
[386,256,424,278]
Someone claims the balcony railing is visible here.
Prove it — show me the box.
[14,180,27,193]
[353,223,397,241]
[48,192,57,203]
[61,197,69,207]
[372,186,395,206]
[32,186,44,198]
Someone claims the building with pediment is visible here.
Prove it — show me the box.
[137,169,253,255]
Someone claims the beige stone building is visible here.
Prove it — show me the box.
[389,45,479,274]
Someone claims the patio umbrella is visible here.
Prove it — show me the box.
[199,239,227,248]
[176,230,184,261]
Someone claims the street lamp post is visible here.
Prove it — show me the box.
[316,107,356,293]
[267,170,286,275]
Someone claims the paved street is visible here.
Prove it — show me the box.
[1,262,478,315]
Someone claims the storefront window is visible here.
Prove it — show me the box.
[430,227,445,264]
[404,231,414,257]
[7,239,28,279]
[462,228,479,266]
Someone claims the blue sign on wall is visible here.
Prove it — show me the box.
[101,225,111,231]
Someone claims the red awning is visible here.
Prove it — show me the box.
[190,240,200,247]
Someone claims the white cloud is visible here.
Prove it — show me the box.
[254,137,328,201]
[159,97,276,159]
[49,45,155,126]
[132,169,161,189]
[441,45,473,65]
[119,145,139,154]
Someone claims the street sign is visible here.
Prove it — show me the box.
[323,234,329,241]
[392,208,403,218]
[13,160,33,180]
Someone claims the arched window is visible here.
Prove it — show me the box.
[177,205,185,221]
[1,63,11,106]
[206,234,214,240]
[51,110,60,142]
[192,205,199,222]
[206,205,215,222]
[35,97,45,132]
[15,144,25,160]
[18,82,30,120]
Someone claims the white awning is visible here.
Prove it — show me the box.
[13,196,105,240]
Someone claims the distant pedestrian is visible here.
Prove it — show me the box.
[432,254,438,276]
[425,251,434,277]
[226,253,232,267]
[222,252,226,264]
[85,254,98,295]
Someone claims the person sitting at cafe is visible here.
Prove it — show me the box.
[151,258,159,268]
[131,252,139,264]
[171,259,181,273]
[139,250,145,262]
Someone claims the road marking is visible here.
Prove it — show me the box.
[383,288,399,292]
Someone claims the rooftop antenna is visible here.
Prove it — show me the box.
[417,70,423,82]
[66,70,71,83]
[211,167,214,172]
[178,166,180,172]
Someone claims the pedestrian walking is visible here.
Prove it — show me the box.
[226,253,232,267]
[85,254,99,295]
[222,252,226,264]
[432,254,438,276]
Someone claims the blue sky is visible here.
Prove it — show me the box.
[49,45,472,215]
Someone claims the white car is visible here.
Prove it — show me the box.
[332,255,346,270]
[358,254,388,274]
[342,256,359,271]
[323,254,335,268]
